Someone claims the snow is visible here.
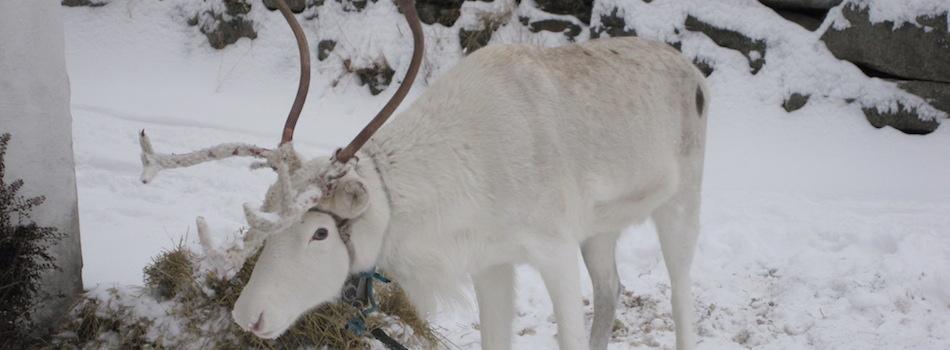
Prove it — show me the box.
[60,0,949,349]
[831,0,950,29]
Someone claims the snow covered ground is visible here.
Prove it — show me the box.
[62,1,949,349]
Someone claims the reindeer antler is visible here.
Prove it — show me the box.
[140,0,314,276]
[138,130,275,184]
[275,0,311,145]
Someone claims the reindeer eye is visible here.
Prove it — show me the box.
[312,228,329,241]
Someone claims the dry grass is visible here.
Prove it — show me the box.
[53,242,442,349]
[143,240,196,301]
[59,289,159,349]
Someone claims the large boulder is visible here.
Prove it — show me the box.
[821,5,950,83]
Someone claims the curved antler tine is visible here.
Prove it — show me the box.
[197,217,269,278]
[140,130,160,184]
[335,0,424,163]
[195,216,227,276]
[274,0,311,145]
[243,203,286,233]
[224,227,267,271]
[139,129,155,154]
[196,216,232,277]
[196,216,215,254]
[138,130,274,184]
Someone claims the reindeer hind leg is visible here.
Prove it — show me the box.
[581,232,621,350]
[652,187,701,350]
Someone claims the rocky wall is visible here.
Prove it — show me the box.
[62,0,948,134]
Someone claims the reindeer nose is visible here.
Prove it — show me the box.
[250,312,265,333]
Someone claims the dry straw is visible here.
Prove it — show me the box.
[54,239,443,349]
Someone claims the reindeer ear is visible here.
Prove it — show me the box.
[320,176,369,218]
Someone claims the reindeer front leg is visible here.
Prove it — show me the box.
[473,263,515,350]
[531,241,588,350]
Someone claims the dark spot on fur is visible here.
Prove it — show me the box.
[695,87,705,117]
[608,49,619,55]
[582,50,592,56]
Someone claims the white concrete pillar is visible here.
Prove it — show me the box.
[0,0,84,335]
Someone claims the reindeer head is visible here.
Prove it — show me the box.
[138,0,423,338]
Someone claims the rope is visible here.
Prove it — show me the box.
[372,328,409,350]
[341,269,407,350]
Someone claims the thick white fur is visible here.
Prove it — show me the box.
[232,37,708,350]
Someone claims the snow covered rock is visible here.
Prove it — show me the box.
[590,8,636,39]
[534,0,594,24]
[864,80,950,134]
[61,0,109,7]
[318,39,337,60]
[863,102,941,135]
[898,81,950,115]
[684,15,768,75]
[56,0,948,133]
[459,25,497,54]
[349,60,396,95]
[262,0,308,13]
[523,17,583,40]
[416,0,464,26]
[759,0,843,11]
[821,4,950,83]
[782,93,811,112]
[189,0,258,49]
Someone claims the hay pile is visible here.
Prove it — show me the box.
[53,240,442,349]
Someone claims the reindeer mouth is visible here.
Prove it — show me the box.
[252,326,284,340]
[257,331,277,339]
[253,327,283,340]
[236,307,296,340]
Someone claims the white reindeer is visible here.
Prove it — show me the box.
[138,0,708,348]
